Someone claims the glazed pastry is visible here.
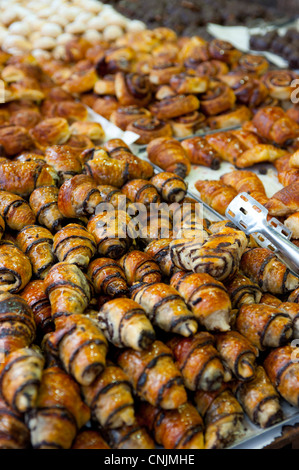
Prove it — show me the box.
[21,280,53,336]
[47,314,108,386]
[205,131,247,166]
[0,241,32,293]
[167,332,225,391]
[126,117,172,145]
[145,238,179,278]
[82,362,135,429]
[131,282,197,337]
[220,72,268,108]
[170,271,231,332]
[119,250,162,286]
[169,72,208,94]
[110,105,151,131]
[240,247,299,294]
[225,273,262,309]
[69,121,105,143]
[149,62,183,85]
[0,397,30,449]
[87,258,128,296]
[238,54,269,76]
[0,292,36,357]
[62,66,97,95]
[30,118,71,151]
[233,365,283,428]
[150,94,200,120]
[252,107,299,145]
[97,298,155,351]
[0,347,44,413]
[195,60,229,78]
[147,137,191,178]
[232,144,286,169]
[16,225,55,279]
[115,72,152,107]
[181,137,221,169]
[195,386,244,449]
[138,402,204,449]
[0,126,33,156]
[44,145,83,185]
[262,297,299,340]
[105,425,155,449]
[274,154,299,187]
[44,262,92,320]
[42,100,88,123]
[200,82,236,116]
[96,184,126,209]
[221,170,268,205]
[264,181,299,217]
[91,95,119,120]
[0,190,35,231]
[195,180,238,216]
[207,106,252,130]
[27,366,90,449]
[29,186,64,232]
[262,70,298,100]
[150,172,187,203]
[215,331,258,381]
[53,224,96,269]
[236,304,293,350]
[72,430,110,450]
[87,210,133,259]
[94,75,116,95]
[264,345,299,408]
[117,340,187,409]
[169,111,206,138]
[121,179,161,206]
[208,39,242,65]
[58,174,102,218]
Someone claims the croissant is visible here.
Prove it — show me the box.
[44,145,83,185]
[0,190,35,231]
[181,137,221,169]
[264,181,299,217]
[225,272,262,309]
[121,179,161,206]
[44,262,92,320]
[274,154,299,187]
[58,174,102,219]
[240,247,299,294]
[131,282,197,337]
[29,186,65,232]
[87,210,133,259]
[264,345,299,408]
[194,386,244,449]
[27,366,90,449]
[0,292,36,357]
[236,304,293,350]
[0,241,32,293]
[205,131,247,166]
[0,160,58,198]
[0,125,33,156]
[72,429,110,449]
[87,258,128,297]
[167,332,225,392]
[221,170,268,205]
[82,362,135,429]
[145,238,179,278]
[118,345,186,411]
[138,402,204,449]
[215,331,258,381]
[30,117,71,151]
[21,280,53,337]
[262,294,299,340]
[119,250,162,286]
[194,180,238,216]
[0,397,30,449]
[233,365,282,428]
[105,425,155,449]
[150,172,187,203]
[53,224,96,269]
[147,137,191,178]
[233,144,286,169]
[207,106,252,130]
[97,298,155,351]
[47,314,108,386]
[0,347,44,413]
[251,106,299,145]
[16,225,55,280]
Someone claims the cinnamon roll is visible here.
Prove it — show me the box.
[262,70,298,101]
[126,117,172,145]
[110,106,151,131]
[115,72,152,107]
[200,81,236,116]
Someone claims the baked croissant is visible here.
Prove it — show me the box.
[97,298,155,351]
[240,247,299,294]
[0,347,44,413]
[29,185,65,233]
[145,238,179,278]
[58,174,102,219]
[194,180,238,216]
[150,172,187,203]
[131,282,197,337]
[53,224,96,269]
[0,125,33,156]
[121,179,161,206]
[167,332,225,392]
[21,280,53,337]
[26,366,90,449]
[82,362,135,429]
[0,397,30,449]
[221,170,268,205]
[117,340,187,409]
[215,331,258,381]
[105,425,155,449]
[44,145,83,185]
[0,190,36,231]
[225,272,262,309]
[264,345,299,408]
[236,304,293,350]
[72,429,110,450]
[44,262,92,320]
[119,250,162,286]
[87,257,128,296]
[47,314,108,386]
[0,241,32,293]
[138,402,204,449]
[16,225,55,280]
[274,154,299,187]
[232,365,283,428]
[147,137,191,179]
[251,106,299,145]
[170,271,231,332]
[195,386,244,449]
[181,137,221,169]
[264,181,299,217]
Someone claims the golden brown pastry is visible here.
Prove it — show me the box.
[121,179,161,206]
[30,117,71,151]
[110,105,151,131]
[225,272,262,309]
[195,59,229,78]
[115,72,152,107]
[181,136,221,169]
[238,54,269,76]
[0,190,35,231]
[150,94,200,120]
[0,397,30,449]
[58,174,102,219]
[91,95,119,120]
[0,241,32,293]
[169,72,208,94]
[105,425,155,449]
[200,81,236,116]
[42,100,88,123]
[264,181,299,217]
[53,224,96,269]
[69,121,105,143]
[205,131,247,166]
[195,180,238,216]
[274,154,299,187]
[207,105,252,130]
[150,172,187,203]
[44,145,82,185]
[127,116,173,145]
[169,110,206,138]
[262,70,298,101]
[252,106,299,145]
[208,39,242,65]
[0,126,33,156]
[21,280,53,337]
[149,62,183,85]
[29,185,65,232]
[145,238,179,278]
[119,250,162,286]
[87,257,128,296]
[117,340,187,409]
[72,429,110,449]
[147,137,191,178]
[285,212,299,239]
[62,65,98,95]
[221,170,268,205]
